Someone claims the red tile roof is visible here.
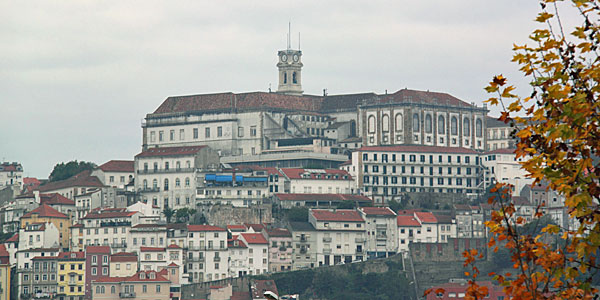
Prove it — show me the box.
[240,233,268,245]
[275,193,372,204]
[485,148,516,155]
[360,207,396,216]
[168,262,179,267]
[22,204,69,219]
[397,215,421,227]
[0,244,9,263]
[140,247,165,252]
[57,251,85,260]
[280,168,352,180]
[40,193,75,206]
[228,236,248,248]
[434,214,454,224]
[358,145,478,154]
[310,209,364,222]
[252,280,279,299]
[396,209,423,216]
[167,244,182,249]
[94,270,170,283]
[267,228,291,238]
[187,224,226,232]
[135,146,207,158]
[110,252,137,262]
[415,212,437,223]
[85,245,111,254]
[380,89,474,108]
[98,160,134,172]
[39,170,105,192]
[6,233,18,242]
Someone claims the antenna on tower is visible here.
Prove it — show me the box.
[288,21,291,49]
[298,32,301,50]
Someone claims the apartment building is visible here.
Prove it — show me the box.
[185,225,228,283]
[19,222,60,249]
[353,145,484,204]
[238,233,269,275]
[109,252,138,277]
[266,228,293,273]
[288,221,317,270]
[84,246,111,299]
[228,235,249,278]
[0,162,23,187]
[79,208,140,252]
[0,247,9,300]
[279,168,355,194]
[92,160,134,189]
[57,251,86,300]
[20,204,70,250]
[129,224,167,254]
[308,209,366,266]
[90,270,171,300]
[359,207,398,258]
[196,168,269,207]
[134,145,220,210]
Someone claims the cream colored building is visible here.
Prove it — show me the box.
[0,162,23,188]
[482,148,533,194]
[91,270,171,300]
[309,209,366,266]
[186,225,229,283]
[92,160,134,189]
[359,207,398,258]
[110,252,138,277]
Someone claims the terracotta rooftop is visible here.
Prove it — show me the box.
[486,148,517,155]
[358,145,478,154]
[240,233,268,245]
[280,168,352,180]
[94,270,170,283]
[83,208,137,219]
[39,170,105,192]
[228,236,248,249]
[98,160,134,172]
[140,247,165,252]
[135,145,208,158]
[379,89,475,108]
[22,204,69,219]
[227,224,247,231]
[85,245,111,253]
[167,244,182,249]
[360,207,396,216]
[415,212,438,223]
[6,233,18,242]
[267,228,292,238]
[187,224,226,232]
[310,209,364,222]
[397,215,421,227]
[251,279,279,299]
[40,193,75,206]
[57,251,85,260]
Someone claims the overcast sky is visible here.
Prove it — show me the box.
[0,1,580,178]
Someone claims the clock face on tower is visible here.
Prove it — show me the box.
[293,54,299,62]
[281,54,288,62]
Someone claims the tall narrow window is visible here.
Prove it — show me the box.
[164,179,169,191]
[451,116,458,135]
[425,114,432,133]
[438,115,445,134]
[412,113,420,132]
[395,114,403,131]
[292,72,297,84]
[463,117,470,136]
[382,114,389,132]
[284,72,287,84]
[368,116,376,133]
[476,119,483,137]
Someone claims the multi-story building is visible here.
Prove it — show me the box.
[309,209,366,266]
[185,225,228,283]
[435,214,457,243]
[0,162,23,187]
[237,233,269,275]
[483,148,532,195]
[454,204,486,238]
[84,245,111,299]
[129,224,167,254]
[57,251,86,300]
[73,187,120,223]
[288,221,317,270]
[18,222,60,249]
[166,223,187,249]
[28,255,59,298]
[227,235,249,278]
[359,207,398,258]
[134,145,220,210]
[353,145,484,204]
[196,168,269,207]
[79,208,140,252]
[39,192,76,221]
[0,194,38,233]
[486,115,515,151]
[0,245,10,300]
[3,233,18,266]
[109,252,138,277]
[359,89,488,150]
[279,168,355,194]
[16,247,60,298]
[92,160,135,189]
[90,270,171,300]
[266,228,292,273]
[20,204,70,250]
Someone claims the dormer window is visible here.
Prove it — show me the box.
[149,272,155,279]
[139,272,146,279]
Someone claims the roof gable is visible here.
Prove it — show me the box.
[311,209,364,222]
[22,204,69,219]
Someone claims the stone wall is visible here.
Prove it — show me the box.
[409,238,488,262]
[203,204,272,227]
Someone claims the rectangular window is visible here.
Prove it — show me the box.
[250,126,257,137]
[362,153,368,161]
[159,131,164,142]
[238,127,244,137]
[217,126,223,137]
[205,127,210,138]
[179,129,185,140]
[193,128,198,139]
[170,130,175,141]
[150,131,155,142]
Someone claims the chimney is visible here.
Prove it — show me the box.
[34,190,40,203]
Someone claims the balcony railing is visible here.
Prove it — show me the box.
[100,221,131,227]
[322,237,332,242]
[119,292,136,298]
[111,243,127,248]
[356,248,364,254]
[139,187,160,193]
[323,248,332,254]
[355,237,365,243]
[213,256,221,262]
[138,168,195,174]
[187,256,205,262]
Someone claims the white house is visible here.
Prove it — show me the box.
[185,225,229,283]
[18,222,60,250]
[359,207,398,258]
[237,233,269,276]
[92,160,135,189]
[280,168,355,194]
[308,209,366,266]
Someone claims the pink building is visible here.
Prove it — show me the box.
[266,228,292,273]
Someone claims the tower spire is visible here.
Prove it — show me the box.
[288,21,291,49]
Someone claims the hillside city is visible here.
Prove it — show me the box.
[0,44,558,300]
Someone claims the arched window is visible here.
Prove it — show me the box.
[438,115,445,134]
[425,114,432,133]
[164,179,169,191]
[111,286,115,294]
[185,177,190,187]
[463,117,470,136]
[143,180,148,189]
[175,178,180,187]
[412,113,420,132]
[293,72,297,84]
[476,119,483,137]
[395,114,403,131]
[152,179,158,189]
[368,115,376,133]
[451,116,458,135]
[382,114,389,132]
[284,72,287,84]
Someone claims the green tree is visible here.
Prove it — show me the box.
[49,160,96,182]
[287,207,308,222]
[163,207,175,223]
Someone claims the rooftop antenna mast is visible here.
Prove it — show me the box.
[298,32,301,50]
[287,21,291,50]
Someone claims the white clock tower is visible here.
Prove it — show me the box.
[277,49,303,96]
